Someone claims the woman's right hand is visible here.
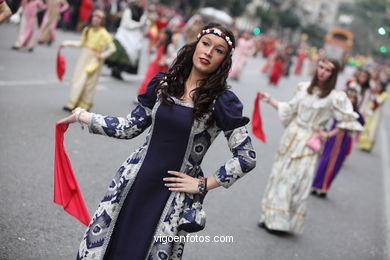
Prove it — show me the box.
[57,113,76,125]
[259,92,271,103]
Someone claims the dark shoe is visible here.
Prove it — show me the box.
[62,106,73,112]
[28,48,33,52]
[312,190,327,198]
[258,221,267,229]
[11,46,20,50]
[111,68,123,80]
[317,192,327,198]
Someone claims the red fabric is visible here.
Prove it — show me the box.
[138,45,168,95]
[294,49,306,75]
[56,48,66,81]
[262,38,275,58]
[78,0,93,20]
[252,92,266,143]
[54,123,90,226]
[156,19,169,30]
[269,59,285,85]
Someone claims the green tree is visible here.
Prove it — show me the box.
[255,6,276,30]
[277,10,300,29]
[338,0,389,55]
[302,25,326,48]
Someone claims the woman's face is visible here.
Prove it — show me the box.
[91,12,103,27]
[317,61,333,83]
[371,80,383,94]
[159,30,167,42]
[192,34,229,75]
[137,0,146,8]
[358,72,368,84]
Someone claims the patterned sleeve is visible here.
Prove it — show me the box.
[331,90,364,132]
[214,126,257,188]
[87,73,163,139]
[213,91,256,188]
[278,82,308,127]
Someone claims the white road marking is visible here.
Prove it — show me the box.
[0,79,110,90]
[0,79,64,86]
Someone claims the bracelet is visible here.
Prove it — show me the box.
[74,107,86,129]
[263,93,271,103]
[198,177,208,196]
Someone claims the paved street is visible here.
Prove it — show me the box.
[0,23,389,260]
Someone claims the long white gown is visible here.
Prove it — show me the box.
[260,82,364,233]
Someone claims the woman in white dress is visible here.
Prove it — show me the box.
[258,58,364,233]
[105,0,147,80]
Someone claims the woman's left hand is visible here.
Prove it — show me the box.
[163,171,199,194]
[94,52,102,60]
[317,130,329,141]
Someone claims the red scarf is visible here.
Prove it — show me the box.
[54,123,90,226]
[56,48,66,81]
[252,92,266,143]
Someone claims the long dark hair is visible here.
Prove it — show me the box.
[161,28,173,54]
[345,87,359,112]
[156,23,235,126]
[307,58,340,98]
[358,70,371,94]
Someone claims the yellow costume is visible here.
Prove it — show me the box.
[63,27,115,110]
[357,91,388,151]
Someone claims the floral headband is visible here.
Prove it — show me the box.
[346,87,358,96]
[197,28,235,54]
[319,59,336,70]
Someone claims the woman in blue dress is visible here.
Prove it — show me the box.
[58,23,257,260]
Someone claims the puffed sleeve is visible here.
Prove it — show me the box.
[137,72,165,109]
[214,90,249,131]
[213,91,256,189]
[86,73,164,139]
[331,90,364,132]
[278,82,308,127]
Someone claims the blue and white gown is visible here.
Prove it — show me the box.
[77,72,257,260]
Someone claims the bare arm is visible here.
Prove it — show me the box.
[61,40,83,48]
[0,1,12,24]
[316,127,342,141]
[260,92,279,110]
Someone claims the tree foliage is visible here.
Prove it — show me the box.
[302,25,326,48]
[277,10,300,29]
[338,0,388,55]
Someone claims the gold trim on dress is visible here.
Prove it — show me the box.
[277,132,297,155]
[290,153,316,160]
[261,203,306,217]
